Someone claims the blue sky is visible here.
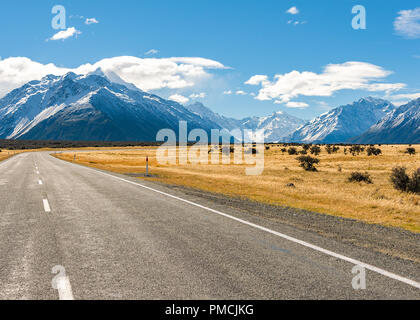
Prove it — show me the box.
[0,0,419,120]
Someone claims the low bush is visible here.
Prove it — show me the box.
[349,145,364,155]
[296,155,320,171]
[310,146,321,155]
[406,147,416,155]
[348,172,372,184]
[302,144,311,151]
[366,146,382,156]
[288,147,298,155]
[390,167,420,194]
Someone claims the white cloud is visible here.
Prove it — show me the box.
[286,6,299,15]
[236,90,247,95]
[223,90,232,95]
[284,101,309,108]
[189,92,206,99]
[85,18,99,25]
[287,20,306,26]
[145,49,159,55]
[245,61,405,104]
[394,8,420,39]
[0,56,227,97]
[388,92,420,105]
[168,94,189,104]
[49,27,81,41]
[245,75,268,86]
[0,57,69,96]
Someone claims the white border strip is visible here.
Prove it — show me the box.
[62,158,420,290]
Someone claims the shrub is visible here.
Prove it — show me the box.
[325,145,332,154]
[408,169,420,193]
[310,146,321,155]
[296,155,320,171]
[299,150,307,155]
[390,167,420,194]
[265,146,270,150]
[348,172,372,184]
[366,146,382,156]
[390,167,410,192]
[281,148,287,153]
[349,145,364,155]
[302,144,311,151]
[332,146,340,153]
[406,147,416,155]
[288,147,298,155]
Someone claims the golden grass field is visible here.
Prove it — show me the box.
[0,150,25,161]
[54,145,420,233]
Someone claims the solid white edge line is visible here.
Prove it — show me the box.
[62,157,420,290]
[43,199,51,213]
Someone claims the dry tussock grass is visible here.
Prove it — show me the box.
[55,145,420,233]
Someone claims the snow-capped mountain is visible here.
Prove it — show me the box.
[0,70,220,141]
[185,102,305,142]
[185,102,242,131]
[240,111,306,142]
[350,98,420,144]
[287,97,396,144]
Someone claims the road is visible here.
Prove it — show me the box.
[0,152,419,300]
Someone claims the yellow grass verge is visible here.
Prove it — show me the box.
[54,145,420,233]
[0,150,26,162]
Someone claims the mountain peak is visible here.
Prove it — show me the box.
[288,97,396,144]
[87,68,107,77]
[357,96,390,105]
[0,71,219,141]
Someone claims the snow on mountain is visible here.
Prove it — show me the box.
[185,102,305,142]
[287,97,396,144]
[241,111,306,142]
[0,70,220,141]
[350,98,420,144]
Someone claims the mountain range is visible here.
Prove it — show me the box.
[0,70,220,141]
[0,70,418,143]
[185,102,305,142]
[350,98,420,144]
[287,97,397,144]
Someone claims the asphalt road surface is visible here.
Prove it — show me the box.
[0,152,419,300]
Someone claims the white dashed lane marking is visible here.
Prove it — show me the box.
[43,199,51,213]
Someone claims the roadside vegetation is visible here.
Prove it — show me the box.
[54,144,420,233]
